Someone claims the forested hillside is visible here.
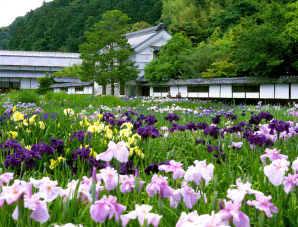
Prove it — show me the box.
[0,0,162,52]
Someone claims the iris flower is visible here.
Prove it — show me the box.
[120,204,162,227]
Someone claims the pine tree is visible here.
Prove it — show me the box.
[79,10,139,95]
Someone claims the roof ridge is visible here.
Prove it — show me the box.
[0,50,80,58]
[126,23,166,39]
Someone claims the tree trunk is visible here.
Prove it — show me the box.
[111,80,115,96]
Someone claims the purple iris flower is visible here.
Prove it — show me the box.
[137,126,161,139]
[204,126,220,139]
[49,138,65,154]
[70,130,92,142]
[144,115,157,126]
[165,113,180,122]
[212,115,221,124]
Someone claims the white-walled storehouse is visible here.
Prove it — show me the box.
[50,77,94,94]
[145,77,298,100]
[0,50,82,92]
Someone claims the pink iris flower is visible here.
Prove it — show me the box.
[99,167,118,191]
[260,148,288,165]
[184,160,214,186]
[120,204,162,227]
[227,178,261,202]
[231,142,243,149]
[159,160,185,179]
[246,193,278,218]
[264,158,289,186]
[146,174,174,199]
[96,141,129,163]
[0,172,14,186]
[176,210,229,227]
[217,200,250,227]
[180,183,201,209]
[53,224,83,227]
[119,175,144,194]
[90,195,126,223]
[0,180,32,206]
[291,157,298,173]
[283,173,298,194]
[12,193,50,223]
[30,177,63,202]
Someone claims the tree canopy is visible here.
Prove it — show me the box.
[79,10,139,95]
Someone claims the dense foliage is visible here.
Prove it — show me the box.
[0,92,298,226]
[2,0,162,52]
[79,10,139,95]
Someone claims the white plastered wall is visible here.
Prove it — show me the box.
[209,85,220,98]
[275,84,289,99]
[170,86,179,97]
[179,86,187,97]
[260,84,274,99]
[291,84,298,99]
[20,78,31,89]
[30,79,40,89]
[220,85,232,98]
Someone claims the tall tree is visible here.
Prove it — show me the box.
[79,10,139,95]
[144,33,193,82]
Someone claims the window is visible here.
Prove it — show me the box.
[75,86,84,92]
[153,86,170,93]
[153,51,159,59]
[188,85,209,93]
[60,87,68,92]
[246,85,259,92]
[232,85,246,93]
[232,85,259,92]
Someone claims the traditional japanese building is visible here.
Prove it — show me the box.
[145,77,298,100]
[0,51,82,92]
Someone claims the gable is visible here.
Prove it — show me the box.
[133,30,172,53]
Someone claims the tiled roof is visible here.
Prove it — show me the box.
[0,50,82,67]
[125,24,166,39]
[50,81,93,88]
[144,76,298,86]
[54,77,81,83]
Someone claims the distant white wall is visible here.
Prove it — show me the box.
[221,85,232,98]
[179,86,187,97]
[209,85,220,98]
[54,88,60,93]
[260,84,274,99]
[198,92,208,98]
[246,92,259,99]
[150,87,153,96]
[275,84,289,99]
[291,84,298,99]
[170,86,179,97]
[188,92,198,98]
[233,92,245,98]
[21,78,31,89]
[68,87,75,94]
[30,79,40,89]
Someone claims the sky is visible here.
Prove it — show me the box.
[0,0,53,28]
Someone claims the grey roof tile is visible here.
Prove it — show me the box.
[54,77,81,83]
[125,23,166,39]
[50,81,93,88]
[144,76,298,86]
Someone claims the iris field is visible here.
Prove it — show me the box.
[0,90,298,227]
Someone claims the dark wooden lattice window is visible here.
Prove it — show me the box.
[75,86,84,92]
[188,85,209,92]
[153,87,170,93]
